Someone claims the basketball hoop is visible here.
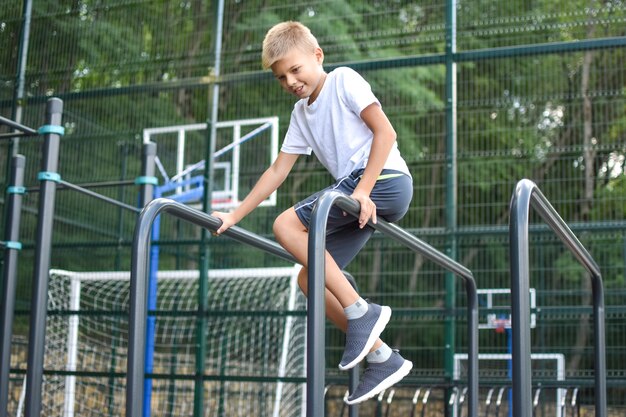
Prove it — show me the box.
[478,288,536,331]
[492,318,510,334]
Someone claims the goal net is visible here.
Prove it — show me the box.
[39,266,306,417]
[454,353,566,417]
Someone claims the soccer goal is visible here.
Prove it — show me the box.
[453,353,565,417]
[43,266,306,417]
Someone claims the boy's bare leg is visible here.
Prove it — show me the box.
[273,208,358,306]
[274,208,382,351]
[296,267,347,331]
[275,207,411,405]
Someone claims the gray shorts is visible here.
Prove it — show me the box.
[294,169,413,269]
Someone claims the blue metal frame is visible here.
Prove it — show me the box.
[142,175,206,417]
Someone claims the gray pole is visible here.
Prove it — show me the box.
[308,191,478,417]
[9,0,33,156]
[306,196,332,417]
[509,184,533,417]
[138,142,157,207]
[0,155,26,417]
[196,1,224,414]
[25,98,64,417]
[591,273,607,417]
[509,179,606,417]
[137,141,156,416]
[443,2,458,415]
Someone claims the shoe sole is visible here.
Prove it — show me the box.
[338,306,392,371]
[344,359,413,405]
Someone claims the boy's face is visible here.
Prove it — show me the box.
[270,47,325,103]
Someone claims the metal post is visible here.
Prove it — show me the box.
[343,272,361,417]
[127,199,298,417]
[444,4,459,414]
[196,0,225,412]
[138,142,156,207]
[306,195,332,417]
[591,275,607,417]
[138,141,156,417]
[509,179,606,417]
[25,97,64,417]
[0,154,26,417]
[509,184,533,417]
[9,0,33,156]
[308,191,478,417]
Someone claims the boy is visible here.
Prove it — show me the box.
[212,21,413,404]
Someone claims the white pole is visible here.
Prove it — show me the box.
[16,376,26,417]
[269,117,279,206]
[176,129,186,194]
[63,277,81,417]
[231,124,241,206]
[273,265,302,417]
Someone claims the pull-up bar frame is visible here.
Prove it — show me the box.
[306,191,478,417]
[126,192,476,417]
[509,179,606,417]
[126,198,361,417]
[0,114,38,139]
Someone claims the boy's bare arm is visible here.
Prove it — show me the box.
[352,103,398,228]
[212,151,299,234]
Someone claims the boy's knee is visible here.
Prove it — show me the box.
[296,268,308,293]
[273,209,302,240]
[272,211,287,238]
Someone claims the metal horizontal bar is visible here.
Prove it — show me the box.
[4,37,623,107]
[141,199,294,262]
[7,369,307,384]
[26,179,137,192]
[57,179,141,213]
[0,131,32,140]
[0,115,38,136]
[334,196,473,282]
[42,309,306,318]
[456,36,626,61]
[528,187,602,278]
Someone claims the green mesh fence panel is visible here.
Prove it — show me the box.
[2,0,626,413]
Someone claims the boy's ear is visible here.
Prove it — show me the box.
[314,47,324,64]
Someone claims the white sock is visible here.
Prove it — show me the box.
[344,297,368,320]
[366,343,392,363]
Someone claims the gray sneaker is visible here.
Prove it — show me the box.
[345,350,413,405]
[338,302,391,370]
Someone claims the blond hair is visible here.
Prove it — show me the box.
[261,21,320,69]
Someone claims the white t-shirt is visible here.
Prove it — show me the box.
[281,66,411,180]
